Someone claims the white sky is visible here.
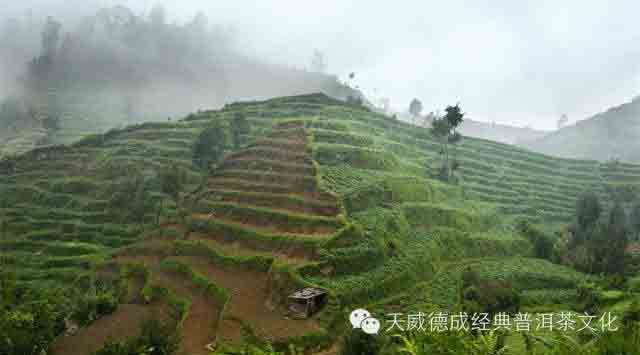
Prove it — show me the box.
[5,0,640,129]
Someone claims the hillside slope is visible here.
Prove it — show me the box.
[522,96,640,162]
[1,93,639,353]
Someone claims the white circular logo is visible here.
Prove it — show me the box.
[349,308,371,329]
[361,317,381,335]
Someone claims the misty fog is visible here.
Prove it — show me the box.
[0,3,357,153]
[2,0,640,141]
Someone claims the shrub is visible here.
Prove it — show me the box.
[517,221,554,260]
[0,285,67,355]
[461,269,521,314]
[92,319,180,355]
[73,291,118,326]
[339,328,384,355]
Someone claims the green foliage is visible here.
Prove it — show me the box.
[517,221,555,260]
[192,121,228,170]
[109,170,153,224]
[339,328,384,355]
[575,192,601,231]
[391,329,508,355]
[409,98,423,117]
[430,104,464,182]
[402,202,495,233]
[159,163,186,202]
[93,319,181,355]
[461,268,521,314]
[0,283,68,355]
[314,143,399,170]
[570,199,629,275]
[231,111,251,149]
[73,288,119,326]
[630,202,640,241]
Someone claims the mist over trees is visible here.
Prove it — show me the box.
[0,5,355,153]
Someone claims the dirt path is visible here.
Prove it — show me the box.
[152,269,220,355]
[169,256,320,345]
[50,303,170,355]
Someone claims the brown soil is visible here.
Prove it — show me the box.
[94,263,119,280]
[221,157,315,176]
[214,170,315,191]
[113,254,165,267]
[152,268,220,355]
[117,239,178,258]
[204,190,340,217]
[217,317,244,344]
[253,137,309,150]
[626,243,640,254]
[210,190,340,217]
[226,147,311,165]
[50,303,171,355]
[51,122,335,353]
[192,213,337,236]
[316,343,341,355]
[168,256,320,344]
[208,177,307,196]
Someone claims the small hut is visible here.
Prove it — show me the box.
[288,288,327,318]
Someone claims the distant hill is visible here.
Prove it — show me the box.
[458,118,549,145]
[396,112,548,145]
[522,97,640,162]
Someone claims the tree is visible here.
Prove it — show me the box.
[631,202,640,241]
[231,112,250,149]
[409,98,423,123]
[159,163,186,224]
[430,104,464,182]
[570,192,603,270]
[346,95,363,107]
[603,203,628,274]
[0,212,6,270]
[576,191,601,231]
[109,171,151,225]
[517,221,554,260]
[192,122,228,171]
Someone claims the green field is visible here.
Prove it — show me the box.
[1,93,638,354]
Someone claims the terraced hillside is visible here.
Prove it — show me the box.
[1,93,639,353]
[45,120,350,353]
[307,106,640,223]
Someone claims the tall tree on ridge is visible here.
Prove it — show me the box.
[430,104,464,182]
